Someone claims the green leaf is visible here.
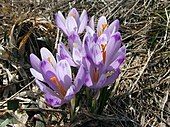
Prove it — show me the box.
[7,99,19,111]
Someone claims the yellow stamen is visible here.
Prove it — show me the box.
[101,44,106,63]
[92,68,99,83]
[68,13,76,19]
[98,23,108,36]
[47,57,51,63]
[102,23,108,31]
[50,76,66,98]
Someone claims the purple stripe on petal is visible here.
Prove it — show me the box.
[40,60,56,75]
[57,43,76,67]
[56,60,72,90]
[45,93,64,107]
[40,47,57,68]
[105,32,122,67]
[107,45,126,68]
[97,33,108,45]
[64,85,75,101]
[68,32,81,49]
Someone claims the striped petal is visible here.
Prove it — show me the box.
[66,16,78,35]
[97,16,108,35]
[55,11,68,35]
[105,32,122,67]
[40,47,57,68]
[57,43,76,67]
[56,60,72,90]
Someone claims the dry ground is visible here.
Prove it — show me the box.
[0,0,169,127]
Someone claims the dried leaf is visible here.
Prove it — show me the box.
[18,30,32,51]
[14,110,29,125]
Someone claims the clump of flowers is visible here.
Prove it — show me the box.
[30,8,126,113]
[30,47,85,107]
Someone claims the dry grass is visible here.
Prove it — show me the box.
[0,0,169,126]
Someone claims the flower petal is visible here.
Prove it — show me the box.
[64,85,75,101]
[55,11,68,35]
[91,74,106,89]
[107,51,126,71]
[68,32,81,49]
[56,60,72,89]
[105,32,122,66]
[45,93,64,107]
[89,16,95,30]
[40,47,57,68]
[30,68,44,82]
[82,57,94,87]
[35,80,65,107]
[74,65,86,92]
[46,70,67,98]
[68,8,79,23]
[86,26,95,36]
[97,16,107,35]
[107,45,126,69]
[72,43,83,65]
[85,73,93,87]
[78,10,88,34]
[90,43,103,65]
[40,60,58,90]
[108,19,120,36]
[66,16,78,35]
[105,69,120,86]
[57,43,76,67]
[30,53,41,72]
[97,33,108,45]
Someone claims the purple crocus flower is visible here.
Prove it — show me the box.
[83,20,126,89]
[56,40,84,67]
[87,16,120,38]
[55,8,88,36]
[56,31,87,67]
[30,47,85,107]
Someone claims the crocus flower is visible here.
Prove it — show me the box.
[83,27,126,89]
[87,16,119,38]
[55,8,88,36]
[30,47,85,107]
[56,30,87,67]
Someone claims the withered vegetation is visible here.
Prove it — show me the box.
[0,0,169,127]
